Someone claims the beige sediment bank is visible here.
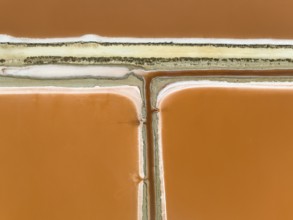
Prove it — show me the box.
[2,36,293,70]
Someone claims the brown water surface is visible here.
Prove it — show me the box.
[0,92,139,220]
[160,86,293,220]
[1,0,293,38]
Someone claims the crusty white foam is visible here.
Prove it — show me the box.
[0,65,131,79]
[157,80,293,107]
[1,34,293,45]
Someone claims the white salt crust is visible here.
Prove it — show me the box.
[157,80,293,106]
[156,80,293,220]
[1,34,293,45]
[0,65,131,78]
